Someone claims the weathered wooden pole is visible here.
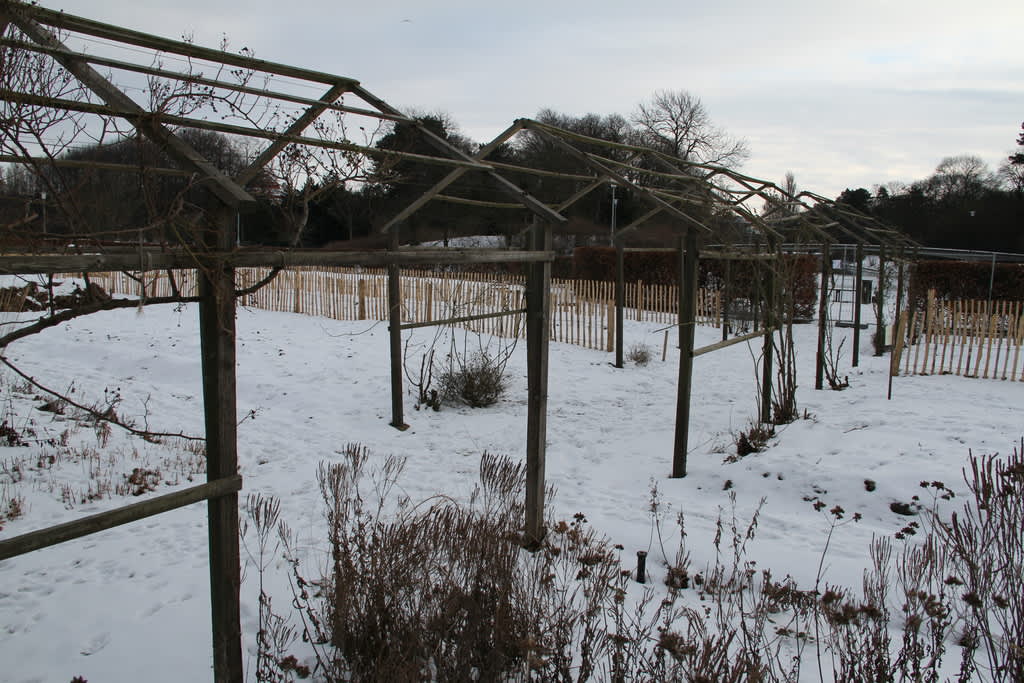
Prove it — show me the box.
[815,242,831,390]
[672,231,698,478]
[888,251,906,400]
[874,245,887,356]
[760,251,775,424]
[614,240,625,368]
[722,259,732,341]
[387,230,407,430]
[198,211,243,683]
[906,254,918,346]
[852,242,864,366]
[525,220,552,546]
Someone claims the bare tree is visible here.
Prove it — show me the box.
[262,109,388,247]
[761,171,801,220]
[631,90,749,168]
[997,159,1024,193]
[923,155,997,204]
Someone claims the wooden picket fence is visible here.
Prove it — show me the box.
[892,291,1024,381]
[76,267,721,352]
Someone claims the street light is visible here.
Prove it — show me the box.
[40,190,47,236]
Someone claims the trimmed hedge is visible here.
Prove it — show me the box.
[909,260,1024,308]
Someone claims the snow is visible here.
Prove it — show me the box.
[0,278,1021,682]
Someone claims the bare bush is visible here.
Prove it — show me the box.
[732,421,775,458]
[930,443,1024,681]
[437,329,515,408]
[627,342,652,366]
[281,445,623,681]
[257,439,1024,682]
[437,351,507,408]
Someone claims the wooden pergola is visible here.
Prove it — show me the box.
[0,3,913,680]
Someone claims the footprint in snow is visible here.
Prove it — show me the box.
[80,631,111,655]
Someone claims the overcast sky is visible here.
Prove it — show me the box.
[58,0,1023,199]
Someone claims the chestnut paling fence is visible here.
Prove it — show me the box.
[892,293,1024,382]
[76,267,722,352]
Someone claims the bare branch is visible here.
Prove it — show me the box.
[0,354,204,442]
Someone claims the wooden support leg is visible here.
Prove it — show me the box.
[852,243,863,366]
[722,259,731,342]
[874,246,887,356]
[815,243,830,390]
[199,214,243,683]
[888,254,906,400]
[388,232,408,430]
[760,252,775,424]
[614,242,625,368]
[672,232,698,478]
[525,221,552,546]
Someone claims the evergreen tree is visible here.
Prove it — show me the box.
[1011,121,1024,165]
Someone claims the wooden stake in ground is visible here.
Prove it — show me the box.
[672,232,698,478]
[525,221,552,546]
[1012,314,1024,381]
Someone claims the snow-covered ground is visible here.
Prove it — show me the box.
[0,281,1021,681]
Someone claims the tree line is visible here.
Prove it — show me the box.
[836,122,1024,253]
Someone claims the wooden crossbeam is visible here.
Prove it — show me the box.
[0,89,493,173]
[236,82,350,186]
[692,328,767,358]
[379,122,526,231]
[0,153,190,176]
[10,2,357,86]
[8,10,256,209]
[523,121,711,234]
[0,475,242,561]
[354,85,565,225]
[398,308,526,331]
[0,248,556,275]
[0,37,402,125]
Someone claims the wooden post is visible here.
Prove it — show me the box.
[852,242,864,366]
[198,211,243,683]
[614,241,625,368]
[425,282,433,322]
[722,259,731,342]
[815,243,830,390]
[887,256,906,400]
[874,246,887,356]
[672,231,698,478]
[525,220,552,546]
[606,300,614,352]
[760,248,775,424]
[387,231,407,430]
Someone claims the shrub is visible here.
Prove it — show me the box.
[260,440,1024,681]
[627,342,652,366]
[733,422,775,458]
[284,446,624,682]
[438,350,507,408]
[929,442,1024,680]
[909,260,1024,308]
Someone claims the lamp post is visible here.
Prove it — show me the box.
[40,190,47,236]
